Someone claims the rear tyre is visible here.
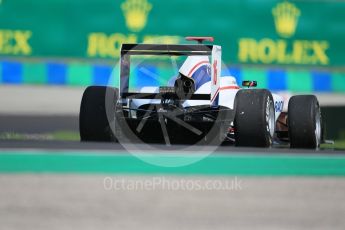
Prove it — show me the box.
[79,86,118,142]
[288,95,321,149]
[234,89,275,147]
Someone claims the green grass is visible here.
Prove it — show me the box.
[1,131,345,150]
[0,131,80,141]
[51,131,80,141]
[322,140,345,150]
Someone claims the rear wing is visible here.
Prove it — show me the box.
[120,43,221,105]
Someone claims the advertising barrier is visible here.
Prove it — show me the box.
[0,0,344,90]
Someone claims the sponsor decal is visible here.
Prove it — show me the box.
[238,0,330,65]
[121,0,152,32]
[87,33,181,58]
[87,0,181,58]
[272,1,300,38]
[275,101,284,112]
[213,60,218,85]
[0,30,32,55]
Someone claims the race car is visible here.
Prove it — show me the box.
[79,37,323,148]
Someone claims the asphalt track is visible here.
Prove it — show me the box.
[1,175,345,230]
[0,114,79,134]
[1,115,345,229]
[0,114,344,153]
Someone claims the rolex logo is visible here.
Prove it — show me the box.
[121,0,152,32]
[272,1,300,38]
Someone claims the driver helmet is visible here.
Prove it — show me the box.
[179,56,211,90]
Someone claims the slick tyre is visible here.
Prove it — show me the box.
[288,95,322,149]
[79,86,118,142]
[234,89,275,147]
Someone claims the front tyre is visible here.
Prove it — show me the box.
[79,86,118,142]
[234,89,275,147]
[288,95,322,149]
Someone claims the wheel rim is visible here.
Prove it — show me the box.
[315,107,321,147]
[266,97,275,138]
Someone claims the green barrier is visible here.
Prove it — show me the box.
[0,0,344,67]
